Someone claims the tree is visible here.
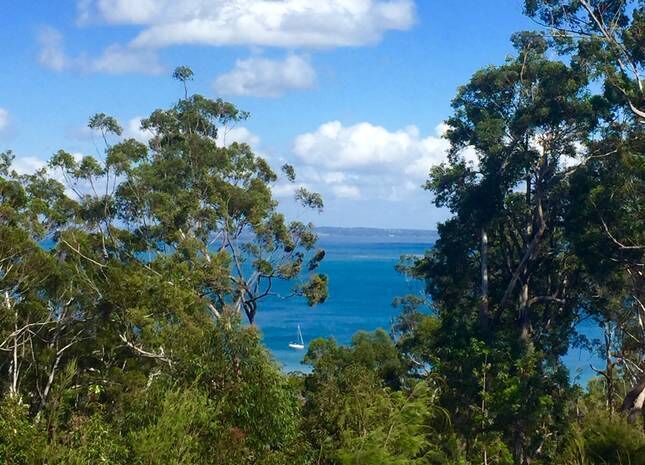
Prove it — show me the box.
[524,0,645,422]
[49,67,328,327]
[525,0,644,119]
[0,152,88,414]
[173,65,194,99]
[404,33,605,463]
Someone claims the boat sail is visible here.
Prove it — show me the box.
[288,324,305,350]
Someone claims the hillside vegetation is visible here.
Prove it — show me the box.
[1,1,643,464]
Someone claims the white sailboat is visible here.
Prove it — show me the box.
[288,324,305,350]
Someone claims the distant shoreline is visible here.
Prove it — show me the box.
[315,226,438,244]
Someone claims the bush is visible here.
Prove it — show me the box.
[0,397,46,465]
[562,414,645,465]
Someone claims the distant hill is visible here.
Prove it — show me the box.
[315,226,438,244]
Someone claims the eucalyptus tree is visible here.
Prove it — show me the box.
[0,152,95,416]
[4,64,327,421]
[406,33,605,463]
[524,0,645,421]
[525,0,644,119]
[50,67,327,329]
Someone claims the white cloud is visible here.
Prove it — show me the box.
[321,171,347,184]
[38,27,67,71]
[294,121,453,174]
[10,156,47,175]
[290,121,478,201]
[88,44,164,75]
[79,0,416,49]
[331,184,361,199]
[78,0,160,25]
[124,117,155,143]
[37,27,164,75]
[214,54,315,97]
[271,182,309,198]
[0,108,9,131]
[434,122,450,137]
[218,126,261,147]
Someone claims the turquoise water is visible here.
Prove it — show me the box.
[256,241,427,371]
[46,231,601,382]
[255,240,601,383]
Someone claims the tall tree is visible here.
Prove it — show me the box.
[405,33,604,463]
[49,67,328,327]
[525,0,645,421]
[525,0,644,118]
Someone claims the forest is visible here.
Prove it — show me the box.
[0,1,643,464]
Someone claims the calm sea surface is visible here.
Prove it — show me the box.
[255,239,601,384]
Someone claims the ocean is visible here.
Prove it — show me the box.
[255,228,601,384]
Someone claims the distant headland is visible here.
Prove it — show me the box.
[315,226,438,244]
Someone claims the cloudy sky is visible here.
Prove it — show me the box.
[0,0,533,229]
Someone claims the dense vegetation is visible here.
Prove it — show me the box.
[1,1,643,464]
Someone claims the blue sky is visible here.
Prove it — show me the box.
[0,0,535,229]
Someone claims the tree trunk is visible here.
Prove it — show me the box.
[244,300,257,325]
[621,375,645,423]
[39,354,62,413]
[7,291,19,398]
[480,227,491,332]
[519,280,531,345]
[513,429,530,465]
[518,177,534,346]
[603,323,615,415]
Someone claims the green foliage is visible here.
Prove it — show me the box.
[45,71,327,331]
[302,330,465,464]
[562,414,645,465]
[173,66,195,98]
[336,382,441,465]
[173,65,194,83]
[89,112,123,136]
[523,0,644,426]
[50,413,130,465]
[131,388,215,465]
[1,5,643,464]
[301,273,329,306]
[295,187,324,211]
[0,69,324,464]
[396,4,644,462]
[0,398,46,465]
[408,36,597,463]
[281,163,297,182]
[523,0,643,121]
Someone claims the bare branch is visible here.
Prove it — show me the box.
[60,238,107,268]
[599,216,645,250]
[119,333,172,366]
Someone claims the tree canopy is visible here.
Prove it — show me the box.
[1,2,644,464]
